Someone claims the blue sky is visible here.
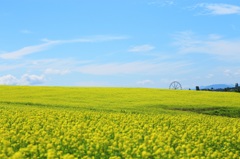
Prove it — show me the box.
[0,0,240,88]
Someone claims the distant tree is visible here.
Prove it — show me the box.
[235,83,239,92]
[196,86,200,91]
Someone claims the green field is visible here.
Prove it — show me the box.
[1,86,240,158]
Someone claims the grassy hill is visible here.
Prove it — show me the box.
[1,86,240,158]
[1,86,240,117]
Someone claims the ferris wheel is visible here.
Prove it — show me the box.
[169,81,182,90]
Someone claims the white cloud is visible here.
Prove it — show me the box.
[20,74,45,85]
[137,80,154,85]
[0,74,45,85]
[128,44,155,52]
[0,75,18,85]
[0,35,128,59]
[173,31,240,60]
[196,3,240,15]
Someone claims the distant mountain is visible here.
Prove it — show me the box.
[201,84,234,89]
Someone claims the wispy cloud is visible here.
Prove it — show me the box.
[44,68,70,75]
[128,44,155,52]
[28,58,91,74]
[206,74,214,79]
[0,58,89,76]
[223,69,240,77]
[78,62,156,75]
[137,80,154,85]
[0,74,45,85]
[173,31,240,60]
[0,64,25,71]
[78,61,190,75]
[148,0,175,7]
[195,3,240,15]
[21,29,33,34]
[0,41,58,59]
[0,35,128,59]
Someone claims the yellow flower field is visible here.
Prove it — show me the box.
[0,86,240,158]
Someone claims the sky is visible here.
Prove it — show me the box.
[0,0,240,89]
